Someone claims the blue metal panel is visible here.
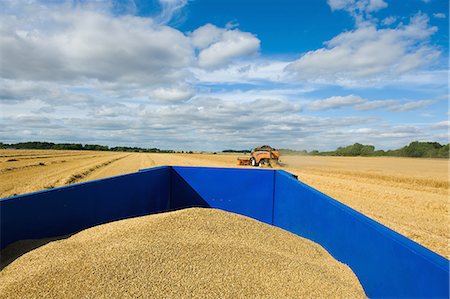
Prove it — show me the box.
[171,166,274,224]
[1,165,448,298]
[273,170,449,298]
[0,166,171,249]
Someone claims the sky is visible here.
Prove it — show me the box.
[0,0,448,151]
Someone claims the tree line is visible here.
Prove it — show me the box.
[222,149,251,153]
[280,141,449,158]
[1,141,448,158]
[0,142,175,153]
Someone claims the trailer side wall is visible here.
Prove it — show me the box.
[0,166,170,249]
[272,170,449,298]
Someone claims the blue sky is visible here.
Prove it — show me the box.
[0,0,448,150]
[125,0,449,55]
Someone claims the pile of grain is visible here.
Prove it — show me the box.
[0,208,366,298]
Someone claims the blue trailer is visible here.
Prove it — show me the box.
[1,166,448,298]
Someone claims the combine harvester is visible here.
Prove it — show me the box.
[1,166,448,298]
[237,145,280,167]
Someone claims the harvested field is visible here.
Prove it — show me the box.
[0,208,366,299]
[0,149,448,258]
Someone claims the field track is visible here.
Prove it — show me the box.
[0,150,448,258]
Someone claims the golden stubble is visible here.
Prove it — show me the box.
[1,150,448,257]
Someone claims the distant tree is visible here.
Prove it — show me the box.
[335,143,375,156]
[360,145,375,156]
[83,144,109,151]
[52,143,83,150]
[397,141,443,158]
[373,150,386,156]
[12,142,55,149]
[437,144,449,158]
[222,149,251,153]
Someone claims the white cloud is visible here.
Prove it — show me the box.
[366,0,388,12]
[0,0,447,151]
[149,85,194,103]
[386,100,434,112]
[345,125,422,139]
[392,69,448,88]
[190,24,224,49]
[352,100,395,111]
[327,0,353,11]
[428,120,450,130]
[308,95,434,112]
[0,79,51,103]
[0,94,375,150]
[285,14,440,84]
[355,99,434,112]
[433,13,446,19]
[327,0,388,25]
[192,60,292,84]
[382,16,397,26]
[0,2,193,85]
[0,79,94,108]
[2,90,446,149]
[92,103,136,118]
[191,24,261,69]
[308,95,364,110]
[156,0,188,25]
[196,87,313,103]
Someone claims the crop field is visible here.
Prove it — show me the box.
[0,149,448,258]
